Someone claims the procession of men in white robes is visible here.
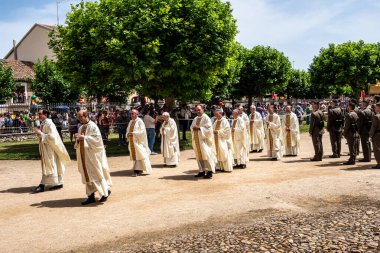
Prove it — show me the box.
[191,105,217,179]
[231,109,249,168]
[264,105,284,160]
[75,110,112,205]
[33,109,71,193]
[213,108,234,172]
[127,109,152,177]
[30,102,304,204]
[249,105,265,153]
[160,112,180,167]
[281,105,300,156]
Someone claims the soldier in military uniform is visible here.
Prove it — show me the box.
[343,103,360,165]
[327,99,344,158]
[369,103,380,169]
[358,100,374,162]
[309,101,325,161]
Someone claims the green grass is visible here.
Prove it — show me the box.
[0,132,193,160]
[300,122,310,133]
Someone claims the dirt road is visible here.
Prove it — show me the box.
[0,133,379,252]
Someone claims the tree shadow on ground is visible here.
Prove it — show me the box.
[152,164,166,169]
[341,165,378,171]
[31,198,103,208]
[159,174,199,181]
[0,186,35,194]
[314,161,349,167]
[110,170,149,177]
[250,158,274,162]
[282,159,313,163]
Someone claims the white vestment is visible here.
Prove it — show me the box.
[249,111,265,152]
[240,112,251,157]
[281,112,300,156]
[127,118,152,174]
[232,117,249,165]
[190,114,217,173]
[160,118,180,165]
[39,119,70,185]
[264,113,284,159]
[213,117,234,172]
[75,120,112,197]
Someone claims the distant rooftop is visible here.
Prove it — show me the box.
[0,59,35,81]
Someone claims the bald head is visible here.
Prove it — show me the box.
[77,110,89,124]
[131,109,138,120]
[195,105,204,117]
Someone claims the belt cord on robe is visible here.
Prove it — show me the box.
[250,115,254,143]
[162,121,168,158]
[232,119,237,142]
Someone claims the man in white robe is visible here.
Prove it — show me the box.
[264,105,283,160]
[127,109,152,177]
[238,104,251,157]
[232,109,249,168]
[191,105,217,179]
[160,112,180,167]
[33,109,70,193]
[75,110,112,205]
[213,108,233,172]
[281,105,300,156]
[249,105,265,153]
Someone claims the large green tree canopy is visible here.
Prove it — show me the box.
[50,0,238,102]
[285,69,312,99]
[309,40,380,98]
[0,63,16,103]
[234,45,291,105]
[32,57,77,103]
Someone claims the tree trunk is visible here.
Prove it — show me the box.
[165,97,176,112]
[248,96,253,107]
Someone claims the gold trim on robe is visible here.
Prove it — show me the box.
[162,121,168,158]
[269,114,273,152]
[285,114,292,148]
[193,117,203,160]
[232,119,237,142]
[214,119,221,158]
[79,124,89,182]
[128,120,137,160]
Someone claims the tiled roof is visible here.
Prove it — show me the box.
[0,59,35,81]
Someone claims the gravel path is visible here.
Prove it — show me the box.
[122,205,380,253]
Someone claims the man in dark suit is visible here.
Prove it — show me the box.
[369,103,380,169]
[327,99,344,158]
[358,100,373,162]
[343,103,360,165]
[309,101,325,161]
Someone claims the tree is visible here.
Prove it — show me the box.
[0,63,15,103]
[234,45,292,105]
[32,57,77,103]
[309,41,380,98]
[50,0,238,107]
[285,69,312,99]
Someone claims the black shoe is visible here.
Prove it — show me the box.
[203,171,213,179]
[99,190,111,202]
[33,184,45,193]
[194,172,206,177]
[329,155,339,158]
[343,161,355,165]
[241,164,246,169]
[168,165,177,168]
[372,165,380,169]
[48,184,63,190]
[81,193,95,205]
[258,149,263,153]
[233,165,240,169]
[358,159,370,162]
[271,158,278,161]
[310,158,322,161]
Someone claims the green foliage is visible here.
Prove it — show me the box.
[0,63,16,103]
[32,57,77,103]
[309,41,380,98]
[51,0,238,102]
[234,45,292,101]
[285,69,312,98]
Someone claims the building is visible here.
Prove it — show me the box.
[1,23,55,109]
[4,23,56,63]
